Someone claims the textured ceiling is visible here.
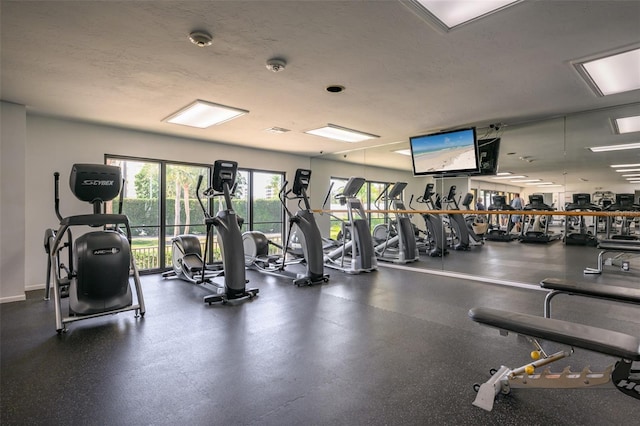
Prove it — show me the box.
[1,0,639,189]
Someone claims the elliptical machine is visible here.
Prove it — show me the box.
[200,160,259,304]
[44,164,145,333]
[242,169,329,286]
[162,174,224,284]
[372,182,419,263]
[439,185,473,250]
[411,183,448,257]
[322,177,377,274]
[460,193,487,243]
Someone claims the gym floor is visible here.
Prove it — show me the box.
[1,241,639,425]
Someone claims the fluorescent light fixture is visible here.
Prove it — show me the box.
[626,177,640,181]
[496,172,512,176]
[394,149,412,156]
[305,124,379,143]
[617,169,640,173]
[622,174,640,177]
[614,116,640,134]
[577,47,640,96]
[589,142,640,152]
[537,184,562,187]
[611,163,640,168]
[164,100,248,128]
[491,175,526,180]
[527,182,554,185]
[408,0,520,30]
[510,179,541,183]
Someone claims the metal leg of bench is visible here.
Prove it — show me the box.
[473,365,511,412]
[543,291,560,318]
[584,250,605,274]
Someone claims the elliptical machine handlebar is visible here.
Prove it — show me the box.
[54,172,63,222]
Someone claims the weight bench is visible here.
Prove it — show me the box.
[468,307,640,411]
[584,238,640,274]
[540,277,640,318]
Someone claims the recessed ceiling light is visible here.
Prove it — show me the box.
[394,149,412,156]
[188,31,213,47]
[616,168,640,172]
[589,142,640,152]
[625,177,640,181]
[510,179,541,183]
[496,172,512,176]
[164,100,248,128]
[326,85,346,93]
[622,174,640,177]
[492,175,526,180]
[614,116,640,134]
[407,0,521,30]
[537,184,562,187]
[528,182,554,185]
[305,124,379,143]
[577,47,640,96]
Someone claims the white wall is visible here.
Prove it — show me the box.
[16,114,311,297]
[3,103,638,301]
[1,102,27,302]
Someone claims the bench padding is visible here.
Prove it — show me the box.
[469,307,640,361]
[540,278,640,304]
[598,239,640,252]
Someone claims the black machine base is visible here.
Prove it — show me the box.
[564,233,598,246]
[203,288,260,305]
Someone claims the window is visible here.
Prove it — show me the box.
[106,155,286,271]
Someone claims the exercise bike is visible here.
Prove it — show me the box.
[242,169,329,286]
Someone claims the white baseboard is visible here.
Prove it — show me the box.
[0,294,26,304]
[0,283,46,303]
[25,283,46,292]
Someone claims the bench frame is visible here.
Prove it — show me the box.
[469,306,640,411]
[541,277,640,318]
[584,239,640,274]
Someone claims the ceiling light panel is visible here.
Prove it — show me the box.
[510,179,541,183]
[611,163,640,168]
[305,124,379,143]
[590,142,640,152]
[491,175,526,180]
[617,169,640,173]
[394,149,412,156]
[410,0,520,30]
[164,100,248,128]
[614,116,640,134]
[578,47,640,96]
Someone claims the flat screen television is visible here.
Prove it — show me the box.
[409,127,480,176]
[475,137,501,176]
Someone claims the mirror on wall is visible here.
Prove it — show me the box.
[310,102,640,281]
